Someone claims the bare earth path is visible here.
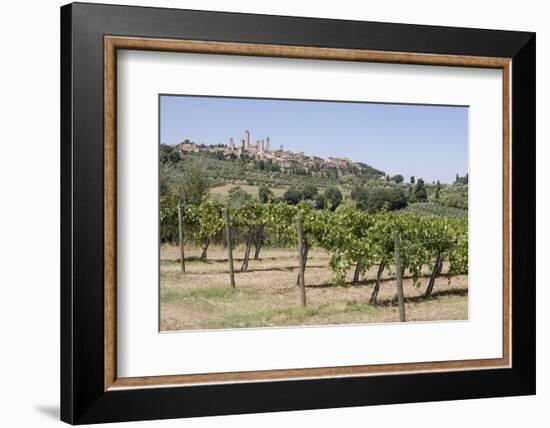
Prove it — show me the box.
[160,244,468,331]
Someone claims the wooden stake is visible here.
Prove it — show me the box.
[241,227,252,272]
[177,202,185,273]
[296,241,309,286]
[425,252,442,297]
[224,208,235,289]
[296,215,307,307]
[370,261,385,304]
[393,230,406,322]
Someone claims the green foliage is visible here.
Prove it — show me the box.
[282,187,303,205]
[321,207,377,284]
[350,184,369,207]
[160,190,468,288]
[446,218,468,277]
[410,178,428,202]
[229,201,272,254]
[302,208,467,287]
[227,186,253,208]
[159,143,468,287]
[169,151,181,163]
[163,152,386,192]
[301,184,319,200]
[323,186,343,210]
[160,195,179,242]
[282,184,340,210]
[263,202,299,244]
[351,185,407,212]
[184,199,225,246]
[392,174,404,183]
[314,193,326,210]
[258,184,274,203]
[400,202,467,218]
[335,198,357,212]
[177,162,210,205]
[160,144,180,164]
[439,189,468,209]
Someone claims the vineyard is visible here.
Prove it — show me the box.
[160,198,468,330]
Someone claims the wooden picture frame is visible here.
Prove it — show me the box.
[61,2,535,424]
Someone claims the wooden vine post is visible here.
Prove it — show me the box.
[393,230,406,322]
[425,251,442,297]
[240,228,252,272]
[296,215,307,307]
[295,241,309,286]
[177,202,185,273]
[369,261,385,304]
[224,207,236,289]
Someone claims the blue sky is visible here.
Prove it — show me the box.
[160,95,468,184]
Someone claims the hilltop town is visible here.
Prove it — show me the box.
[162,128,468,220]
[174,129,383,178]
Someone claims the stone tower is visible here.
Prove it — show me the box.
[244,130,250,150]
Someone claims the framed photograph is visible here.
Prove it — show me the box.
[61,2,535,424]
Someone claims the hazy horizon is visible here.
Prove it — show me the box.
[160,95,468,184]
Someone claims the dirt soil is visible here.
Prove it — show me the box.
[160,244,468,331]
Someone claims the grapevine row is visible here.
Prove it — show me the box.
[161,197,468,301]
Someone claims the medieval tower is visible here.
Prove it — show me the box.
[244,130,250,149]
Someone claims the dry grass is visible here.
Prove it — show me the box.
[160,244,468,331]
